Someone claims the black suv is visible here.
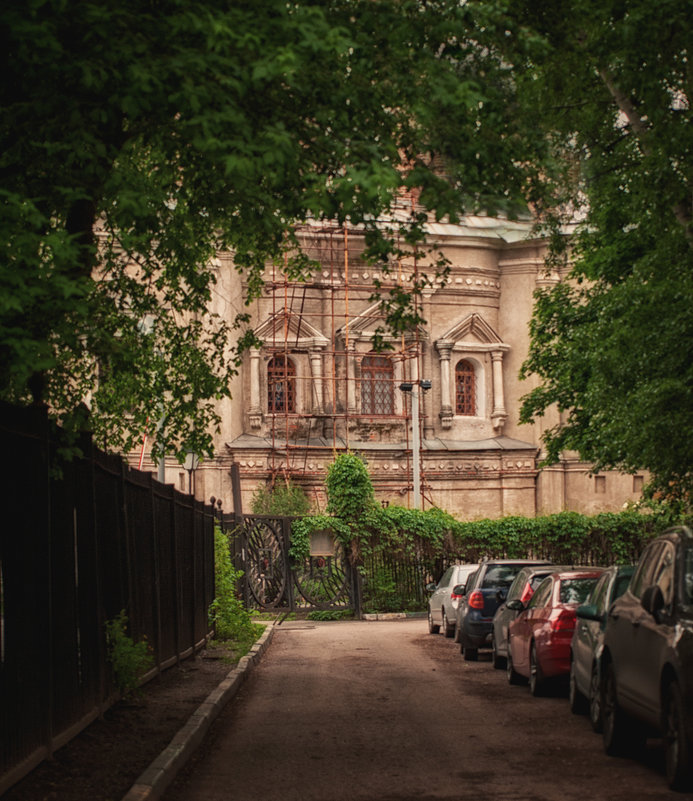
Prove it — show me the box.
[601,526,693,790]
[454,559,552,661]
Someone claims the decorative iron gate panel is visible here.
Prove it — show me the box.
[236,516,356,613]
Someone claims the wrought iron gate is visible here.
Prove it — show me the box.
[232,515,358,614]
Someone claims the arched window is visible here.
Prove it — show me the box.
[361,353,394,414]
[267,355,295,413]
[455,359,476,415]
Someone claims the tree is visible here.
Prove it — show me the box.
[483,0,693,500]
[1,0,540,462]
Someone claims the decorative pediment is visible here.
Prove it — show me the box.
[254,311,328,350]
[336,300,427,343]
[437,313,509,352]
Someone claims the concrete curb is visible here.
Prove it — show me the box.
[120,624,274,801]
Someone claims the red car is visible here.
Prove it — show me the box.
[506,568,605,696]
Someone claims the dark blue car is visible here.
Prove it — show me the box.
[454,559,552,661]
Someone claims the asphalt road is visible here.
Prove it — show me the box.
[163,619,689,801]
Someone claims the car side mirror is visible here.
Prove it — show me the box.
[641,585,665,618]
[426,582,437,593]
[576,603,603,623]
[452,583,466,597]
[506,599,525,612]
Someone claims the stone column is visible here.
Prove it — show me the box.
[436,340,453,429]
[346,343,357,413]
[249,347,262,428]
[491,350,508,433]
[309,349,325,413]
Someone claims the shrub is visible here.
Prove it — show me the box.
[209,527,264,652]
[105,610,154,697]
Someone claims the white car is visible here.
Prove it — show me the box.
[427,563,479,637]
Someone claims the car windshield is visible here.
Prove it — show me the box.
[482,565,521,589]
[560,577,599,605]
[684,547,693,605]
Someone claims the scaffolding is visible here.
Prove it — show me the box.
[257,221,428,509]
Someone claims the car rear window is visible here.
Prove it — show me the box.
[482,565,523,589]
[560,577,600,605]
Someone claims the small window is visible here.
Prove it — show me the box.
[631,542,664,599]
[361,354,394,415]
[560,577,600,605]
[528,577,553,608]
[594,475,606,494]
[455,360,476,415]
[267,355,295,413]
[633,475,644,493]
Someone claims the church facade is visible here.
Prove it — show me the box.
[153,216,645,519]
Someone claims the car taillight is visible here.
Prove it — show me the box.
[551,612,574,632]
[468,590,484,609]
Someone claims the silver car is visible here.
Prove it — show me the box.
[427,563,479,637]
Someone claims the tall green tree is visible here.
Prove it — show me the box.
[0,0,540,461]
[488,0,693,500]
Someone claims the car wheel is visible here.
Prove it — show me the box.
[427,607,440,635]
[506,644,523,685]
[665,681,693,791]
[589,663,603,733]
[442,609,454,638]
[491,635,506,670]
[602,662,642,756]
[529,643,545,697]
[569,657,588,714]
[463,646,478,661]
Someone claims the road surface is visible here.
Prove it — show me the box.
[163,618,685,801]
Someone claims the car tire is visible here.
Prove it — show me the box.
[442,609,454,638]
[491,635,506,670]
[529,643,545,697]
[602,662,643,756]
[589,663,603,733]
[463,646,478,661]
[569,657,588,715]
[665,681,693,791]
[506,644,523,685]
[427,607,440,635]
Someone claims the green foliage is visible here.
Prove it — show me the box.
[104,611,154,697]
[1,0,539,460]
[251,477,311,517]
[210,527,264,649]
[489,0,693,502]
[325,452,376,522]
[306,609,354,621]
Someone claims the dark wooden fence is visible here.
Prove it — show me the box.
[0,404,215,794]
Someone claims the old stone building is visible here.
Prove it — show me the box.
[153,214,645,519]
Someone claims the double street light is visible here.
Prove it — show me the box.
[399,379,432,510]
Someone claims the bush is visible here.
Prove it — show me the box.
[105,610,154,697]
[209,528,264,652]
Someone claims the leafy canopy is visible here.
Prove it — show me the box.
[490,0,693,501]
[1,0,542,461]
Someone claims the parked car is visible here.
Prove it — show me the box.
[427,563,479,637]
[506,568,605,696]
[454,559,552,660]
[600,526,693,791]
[491,565,560,669]
[569,564,635,730]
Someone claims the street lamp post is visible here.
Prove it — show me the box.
[183,450,200,495]
[399,380,431,510]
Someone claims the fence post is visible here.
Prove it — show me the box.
[282,517,295,611]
